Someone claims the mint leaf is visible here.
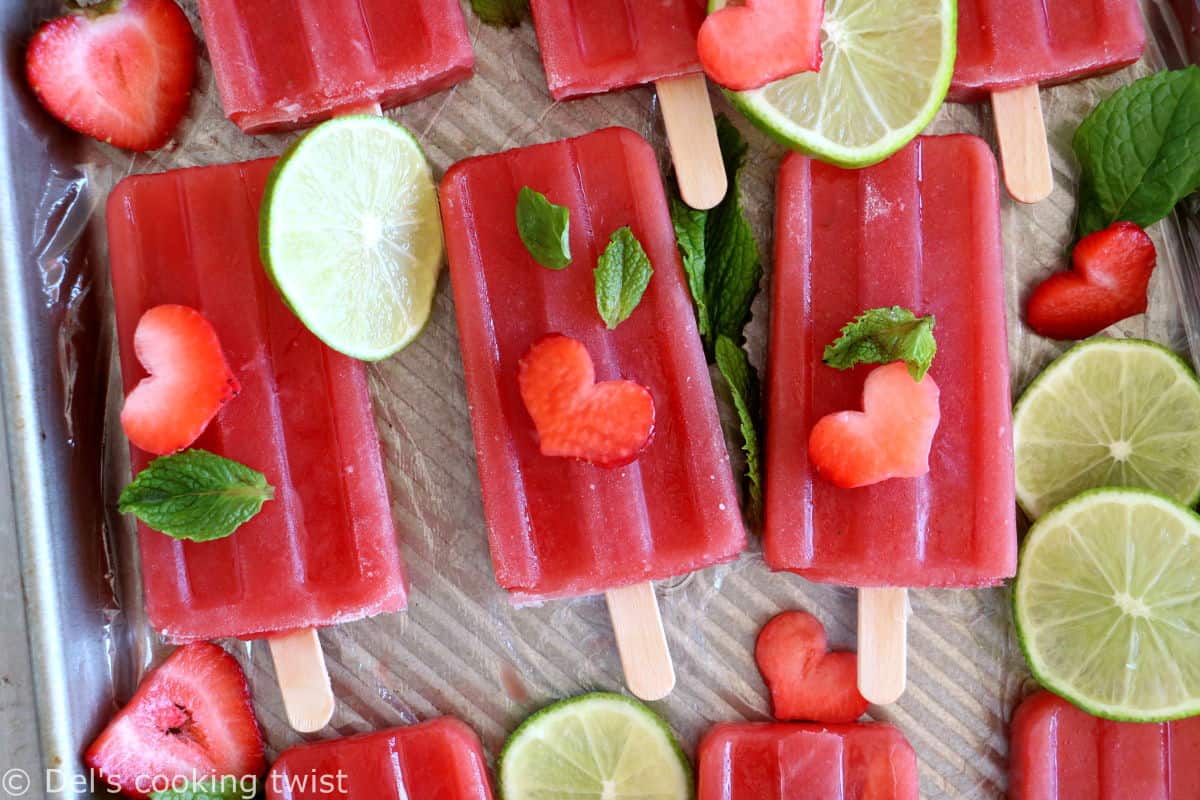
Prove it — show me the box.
[824,307,937,380]
[715,336,763,522]
[470,0,528,27]
[119,450,274,541]
[517,187,572,270]
[594,226,653,329]
[670,115,763,353]
[150,777,246,800]
[1074,66,1200,238]
[670,195,710,338]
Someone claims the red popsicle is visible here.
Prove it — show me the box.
[197,0,475,133]
[698,722,920,800]
[1010,692,1200,799]
[266,718,494,800]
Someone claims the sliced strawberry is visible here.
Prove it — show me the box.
[698,0,824,91]
[25,0,196,151]
[518,334,655,468]
[85,643,265,799]
[1026,222,1157,340]
[121,305,239,455]
[809,362,940,489]
[756,611,869,724]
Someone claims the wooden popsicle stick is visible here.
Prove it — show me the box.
[857,587,909,706]
[269,628,335,733]
[656,74,728,211]
[991,85,1053,204]
[606,582,677,701]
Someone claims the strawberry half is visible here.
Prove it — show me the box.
[25,0,196,151]
[756,611,869,724]
[85,643,265,799]
[1026,221,1157,340]
[698,0,824,91]
[518,334,655,468]
[808,362,941,489]
[121,304,239,455]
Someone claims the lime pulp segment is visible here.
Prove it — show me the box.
[1015,488,1200,722]
[716,0,957,167]
[260,115,444,361]
[499,693,693,800]
[1013,338,1200,519]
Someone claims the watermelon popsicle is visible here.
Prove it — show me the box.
[527,0,727,210]
[698,722,919,800]
[440,127,746,700]
[1010,692,1200,799]
[108,158,407,732]
[196,0,475,133]
[766,135,1017,703]
[266,718,494,799]
[950,0,1146,203]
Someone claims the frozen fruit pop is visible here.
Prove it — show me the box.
[196,0,474,133]
[528,0,726,209]
[950,0,1145,202]
[440,127,745,699]
[108,158,406,729]
[766,135,1017,702]
[1011,692,1200,799]
[698,722,919,800]
[266,718,494,800]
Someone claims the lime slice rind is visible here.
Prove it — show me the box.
[715,0,957,167]
[1014,487,1200,722]
[499,693,693,800]
[1013,338,1200,519]
[261,115,444,361]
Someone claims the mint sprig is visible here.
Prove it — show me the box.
[670,116,765,521]
[1074,66,1200,239]
[470,0,529,27]
[824,306,937,381]
[715,336,763,518]
[150,777,248,800]
[119,450,274,542]
[517,187,572,270]
[594,226,653,330]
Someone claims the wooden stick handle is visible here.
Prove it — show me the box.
[991,85,1053,204]
[656,74,728,211]
[606,582,676,701]
[269,628,335,733]
[857,587,909,706]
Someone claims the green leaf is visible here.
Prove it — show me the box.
[516,187,572,270]
[669,115,763,354]
[150,777,247,800]
[715,336,763,523]
[1074,66,1200,238]
[119,450,274,542]
[594,226,654,330]
[670,194,710,338]
[470,0,529,27]
[824,306,937,381]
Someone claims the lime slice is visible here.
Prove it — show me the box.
[712,0,956,167]
[499,693,692,800]
[1013,338,1200,519]
[260,115,444,361]
[1014,488,1200,721]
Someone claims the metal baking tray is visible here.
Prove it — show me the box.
[2,1,1198,797]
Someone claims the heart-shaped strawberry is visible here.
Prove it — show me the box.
[756,611,869,724]
[1026,221,1157,340]
[121,304,240,455]
[518,334,655,468]
[808,362,941,489]
[698,0,824,91]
